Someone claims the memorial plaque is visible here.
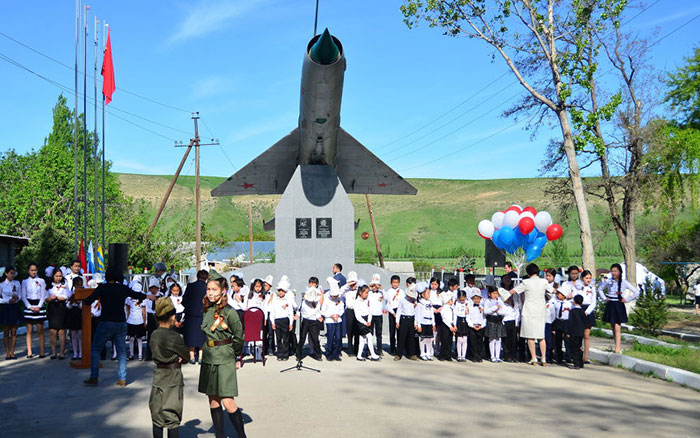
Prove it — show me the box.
[316,217,332,238]
[296,218,312,239]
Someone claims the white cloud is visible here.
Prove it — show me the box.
[191,76,235,100]
[112,158,173,175]
[638,6,700,28]
[168,0,263,45]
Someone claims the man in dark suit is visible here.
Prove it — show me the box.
[182,269,209,364]
[332,263,346,288]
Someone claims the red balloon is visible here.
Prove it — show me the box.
[519,217,535,234]
[546,223,563,241]
[506,205,522,214]
[523,206,537,216]
[478,231,486,239]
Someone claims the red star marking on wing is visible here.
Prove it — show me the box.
[240,183,255,189]
[378,183,387,187]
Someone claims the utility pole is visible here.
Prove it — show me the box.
[365,194,385,269]
[248,202,253,264]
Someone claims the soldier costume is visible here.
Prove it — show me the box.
[198,304,244,397]
[149,298,189,438]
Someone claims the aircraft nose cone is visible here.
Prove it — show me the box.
[310,28,340,65]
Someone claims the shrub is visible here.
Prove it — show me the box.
[629,280,669,336]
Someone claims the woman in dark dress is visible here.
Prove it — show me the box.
[183,270,208,364]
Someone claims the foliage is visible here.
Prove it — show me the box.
[639,217,700,291]
[629,281,669,336]
[625,342,700,375]
[665,46,700,129]
[541,238,569,270]
[15,224,73,273]
[454,253,476,271]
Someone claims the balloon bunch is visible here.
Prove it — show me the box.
[478,205,563,262]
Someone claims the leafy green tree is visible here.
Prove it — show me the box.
[629,280,669,336]
[15,224,73,272]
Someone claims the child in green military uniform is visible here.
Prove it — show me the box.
[149,298,190,438]
[199,277,246,438]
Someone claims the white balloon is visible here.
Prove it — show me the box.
[520,211,535,222]
[535,211,553,233]
[478,220,495,239]
[503,210,520,229]
[491,211,505,230]
[512,204,523,210]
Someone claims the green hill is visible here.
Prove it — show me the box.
[117,173,633,269]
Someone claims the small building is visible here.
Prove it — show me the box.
[0,234,29,267]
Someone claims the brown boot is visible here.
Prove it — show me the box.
[83,377,98,386]
[115,379,127,387]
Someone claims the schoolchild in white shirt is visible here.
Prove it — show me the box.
[228,277,247,322]
[453,290,469,362]
[415,283,436,361]
[354,284,380,361]
[437,293,456,361]
[125,289,146,361]
[368,274,385,356]
[484,286,506,362]
[501,294,519,363]
[21,263,47,358]
[463,274,481,299]
[428,277,443,351]
[560,265,584,300]
[466,293,486,363]
[270,278,294,361]
[322,277,345,361]
[262,275,276,355]
[0,266,22,360]
[66,276,85,360]
[144,277,162,361]
[395,283,418,361]
[579,270,597,363]
[297,277,324,361]
[168,282,185,333]
[246,278,268,361]
[341,271,359,356]
[384,275,404,356]
[550,288,572,364]
[46,269,71,359]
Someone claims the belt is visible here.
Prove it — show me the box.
[156,362,181,369]
[207,338,233,347]
[400,315,414,319]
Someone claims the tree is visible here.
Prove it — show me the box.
[629,280,669,336]
[400,0,624,274]
[15,224,74,271]
[640,218,700,293]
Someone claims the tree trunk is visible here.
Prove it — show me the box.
[556,109,596,274]
[623,201,637,286]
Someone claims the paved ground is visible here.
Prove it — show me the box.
[2,335,698,438]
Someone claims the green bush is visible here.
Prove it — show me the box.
[629,281,669,336]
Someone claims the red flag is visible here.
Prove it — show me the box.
[101,29,115,104]
[79,240,87,273]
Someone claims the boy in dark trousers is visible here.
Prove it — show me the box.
[149,298,190,438]
[567,295,586,370]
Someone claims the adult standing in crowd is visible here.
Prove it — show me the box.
[694,281,700,316]
[504,262,518,280]
[332,263,346,288]
[183,269,208,364]
[509,263,554,366]
[83,268,147,387]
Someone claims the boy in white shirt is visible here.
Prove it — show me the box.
[368,274,385,356]
[296,277,323,361]
[322,277,345,361]
[466,293,486,363]
[384,275,403,355]
[270,278,294,361]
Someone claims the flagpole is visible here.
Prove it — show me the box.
[93,15,99,250]
[101,22,108,251]
[83,3,89,247]
[73,0,80,257]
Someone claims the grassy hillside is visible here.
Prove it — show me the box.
[117,173,632,268]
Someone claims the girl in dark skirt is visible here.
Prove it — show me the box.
[168,282,185,335]
[579,270,597,363]
[1,266,22,360]
[598,263,639,353]
[454,290,469,362]
[66,276,84,360]
[21,262,47,358]
[484,287,506,362]
[46,268,70,359]
[415,285,436,361]
[354,284,380,361]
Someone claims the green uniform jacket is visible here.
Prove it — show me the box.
[149,327,190,429]
[198,305,244,397]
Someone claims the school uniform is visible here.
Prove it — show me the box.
[598,278,639,325]
[0,279,22,327]
[429,288,443,328]
[551,297,572,364]
[463,286,481,300]
[297,298,322,360]
[341,284,359,356]
[559,279,584,300]
[126,297,147,338]
[269,295,294,360]
[65,294,83,331]
[245,292,269,359]
[321,293,345,360]
[544,294,557,363]
[415,298,435,359]
[484,298,507,340]
[385,287,404,355]
[21,277,47,324]
[567,305,586,368]
[169,295,185,332]
[437,303,455,360]
[395,296,416,358]
[579,284,597,328]
[47,282,72,330]
[149,326,190,431]
[354,295,379,360]
[466,301,486,362]
[502,301,519,362]
[369,288,385,355]
[227,289,247,326]
[144,286,163,361]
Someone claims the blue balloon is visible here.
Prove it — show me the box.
[500,226,515,245]
[527,229,538,244]
[492,229,503,248]
[526,242,544,262]
[515,228,527,248]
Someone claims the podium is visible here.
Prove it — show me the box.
[70,288,99,369]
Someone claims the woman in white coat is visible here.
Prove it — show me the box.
[509,263,554,366]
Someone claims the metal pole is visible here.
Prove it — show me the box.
[194,114,201,270]
[73,0,79,256]
[313,0,319,35]
[248,202,253,264]
[101,22,107,250]
[83,3,89,247]
[148,142,194,234]
[365,194,384,268]
[93,15,98,249]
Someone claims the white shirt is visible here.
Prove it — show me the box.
[91,300,102,318]
[560,279,584,299]
[415,299,435,326]
[598,278,639,302]
[341,284,358,309]
[269,295,294,321]
[466,302,486,328]
[170,295,185,314]
[246,292,268,318]
[125,297,145,325]
[580,283,597,315]
[440,304,455,328]
[484,297,506,317]
[48,282,72,300]
[354,296,371,325]
[321,293,345,323]
[227,289,247,311]
[453,300,468,320]
[545,298,557,324]
[64,271,82,292]
[369,289,384,316]
[21,277,46,307]
[502,302,518,323]
[463,286,481,300]
[396,296,416,318]
[550,297,572,321]
[694,284,700,297]
[0,279,21,304]
[385,287,404,311]
[300,299,322,321]
[429,289,442,307]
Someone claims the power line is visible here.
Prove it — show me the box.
[200,117,237,172]
[649,12,700,46]
[0,30,192,114]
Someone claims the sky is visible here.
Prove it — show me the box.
[1,0,699,181]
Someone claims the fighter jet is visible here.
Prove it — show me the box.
[211,29,417,197]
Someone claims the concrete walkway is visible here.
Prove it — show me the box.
[2,335,698,438]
